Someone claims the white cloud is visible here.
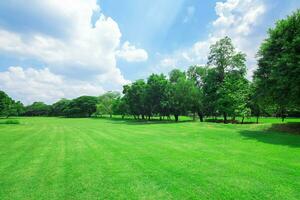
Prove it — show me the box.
[0,0,147,103]
[158,0,266,78]
[116,41,148,62]
[0,66,105,104]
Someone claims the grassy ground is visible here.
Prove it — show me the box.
[0,117,299,200]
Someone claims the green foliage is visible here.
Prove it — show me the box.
[51,99,71,116]
[24,102,51,116]
[206,36,249,122]
[64,96,98,117]
[254,9,300,118]
[96,92,120,117]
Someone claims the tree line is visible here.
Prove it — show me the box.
[1,10,299,123]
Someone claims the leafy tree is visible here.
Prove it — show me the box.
[96,92,120,118]
[207,36,248,123]
[0,91,13,117]
[25,102,51,116]
[218,72,250,123]
[65,96,98,117]
[254,9,300,121]
[112,97,129,119]
[169,69,193,122]
[187,66,207,122]
[51,99,71,116]
[122,80,147,119]
[146,74,169,119]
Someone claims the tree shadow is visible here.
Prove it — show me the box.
[91,116,194,125]
[239,123,300,148]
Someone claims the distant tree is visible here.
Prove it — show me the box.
[25,102,51,116]
[112,97,129,119]
[51,99,71,116]
[96,92,120,118]
[65,96,97,117]
[123,80,147,119]
[169,69,186,83]
[0,91,13,117]
[207,36,248,123]
[146,74,169,119]
[187,66,207,122]
[169,69,193,122]
[254,9,300,121]
[218,72,250,123]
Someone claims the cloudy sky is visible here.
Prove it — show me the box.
[0,0,299,104]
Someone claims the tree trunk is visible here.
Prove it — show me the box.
[223,112,227,124]
[198,112,204,122]
[193,113,196,121]
[256,116,259,124]
[122,115,125,119]
[241,117,244,124]
[148,115,151,120]
[174,114,179,122]
[142,115,145,120]
[110,114,112,118]
[159,116,162,121]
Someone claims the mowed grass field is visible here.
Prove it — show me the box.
[0,117,299,200]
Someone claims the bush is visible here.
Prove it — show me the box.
[0,119,20,124]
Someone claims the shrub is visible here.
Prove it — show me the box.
[0,119,20,124]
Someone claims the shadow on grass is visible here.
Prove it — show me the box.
[91,116,194,125]
[239,123,300,148]
[205,119,257,124]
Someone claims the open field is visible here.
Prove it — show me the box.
[0,117,300,200]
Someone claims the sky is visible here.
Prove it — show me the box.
[0,0,299,104]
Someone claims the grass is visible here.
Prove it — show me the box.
[0,117,299,199]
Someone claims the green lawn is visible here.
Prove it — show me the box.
[0,117,299,199]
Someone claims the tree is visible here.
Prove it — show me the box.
[65,96,98,117]
[207,36,248,123]
[254,9,300,121]
[96,92,120,118]
[146,74,169,119]
[169,69,193,122]
[112,97,129,119]
[187,66,207,122]
[0,91,13,117]
[25,102,51,116]
[218,72,250,123]
[51,99,71,116]
[122,80,147,119]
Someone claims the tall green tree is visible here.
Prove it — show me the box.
[187,66,207,122]
[123,80,147,119]
[0,91,13,117]
[254,9,300,121]
[146,74,169,119]
[169,69,193,122]
[207,36,248,123]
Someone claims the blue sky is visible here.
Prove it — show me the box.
[0,0,299,104]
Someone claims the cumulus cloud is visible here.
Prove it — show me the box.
[0,66,105,104]
[157,0,266,78]
[116,41,148,62]
[0,0,146,103]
